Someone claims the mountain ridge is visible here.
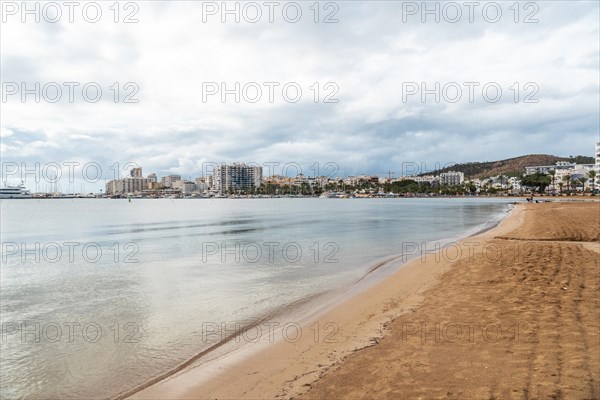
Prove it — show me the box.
[419,154,595,179]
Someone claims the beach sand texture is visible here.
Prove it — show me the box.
[303,202,600,400]
[130,202,599,400]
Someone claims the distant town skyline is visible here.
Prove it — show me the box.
[3,141,597,195]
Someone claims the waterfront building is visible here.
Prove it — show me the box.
[525,161,576,175]
[294,174,309,186]
[105,177,148,195]
[411,175,439,185]
[194,177,209,192]
[439,171,465,186]
[509,177,522,193]
[105,167,149,195]
[314,176,330,187]
[174,181,197,194]
[344,175,379,186]
[214,163,262,193]
[161,175,182,188]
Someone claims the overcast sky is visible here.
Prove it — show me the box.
[1,1,599,189]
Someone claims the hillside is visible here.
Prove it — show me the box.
[420,154,595,179]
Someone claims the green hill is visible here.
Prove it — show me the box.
[421,154,595,179]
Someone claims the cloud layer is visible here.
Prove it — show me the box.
[2,1,599,188]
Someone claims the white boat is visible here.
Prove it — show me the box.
[0,184,33,199]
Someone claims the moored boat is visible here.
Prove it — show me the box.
[0,184,33,199]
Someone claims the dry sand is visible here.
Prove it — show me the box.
[130,201,600,400]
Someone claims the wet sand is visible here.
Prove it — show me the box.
[130,201,599,400]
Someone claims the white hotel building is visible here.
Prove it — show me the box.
[105,167,149,195]
[439,171,465,186]
[524,142,600,191]
[214,163,263,193]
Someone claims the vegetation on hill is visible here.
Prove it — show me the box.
[420,154,595,179]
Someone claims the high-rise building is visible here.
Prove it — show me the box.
[105,176,148,194]
[105,167,149,194]
[214,163,262,193]
[130,167,143,178]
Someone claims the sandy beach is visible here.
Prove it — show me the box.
[130,201,600,400]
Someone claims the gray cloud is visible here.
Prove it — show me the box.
[1,1,599,190]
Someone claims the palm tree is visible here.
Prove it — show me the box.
[558,182,564,194]
[548,169,556,195]
[562,174,571,194]
[578,176,588,193]
[588,170,597,195]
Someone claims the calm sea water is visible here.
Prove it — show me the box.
[1,198,512,399]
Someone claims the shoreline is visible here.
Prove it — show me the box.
[127,203,520,399]
[304,201,599,399]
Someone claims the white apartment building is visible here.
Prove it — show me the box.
[411,175,439,185]
[314,176,330,188]
[194,177,209,192]
[439,171,464,186]
[291,175,330,188]
[525,161,576,175]
[214,163,262,193]
[105,167,149,194]
[105,177,148,194]
[171,180,187,190]
[293,174,309,186]
[509,176,522,193]
[161,175,182,188]
[346,175,380,186]
[175,181,197,194]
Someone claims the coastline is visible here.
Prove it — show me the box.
[303,201,599,399]
[129,201,599,399]
[128,203,523,399]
